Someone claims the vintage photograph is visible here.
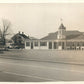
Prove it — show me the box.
[0,3,84,82]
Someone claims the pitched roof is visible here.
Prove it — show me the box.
[69,34,84,40]
[40,30,82,40]
[41,32,58,40]
[65,31,81,40]
[29,36,38,40]
[12,32,38,41]
[19,34,29,39]
[12,33,29,39]
[64,30,81,36]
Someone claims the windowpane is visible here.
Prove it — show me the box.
[54,42,57,49]
[77,42,79,46]
[40,42,47,46]
[49,42,52,49]
[34,42,38,46]
[26,42,30,46]
[83,43,84,46]
[66,42,70,46]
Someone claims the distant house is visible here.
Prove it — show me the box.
[12,32,29,48]
[25,23,84,50]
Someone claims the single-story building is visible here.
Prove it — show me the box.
[25,23,84,50]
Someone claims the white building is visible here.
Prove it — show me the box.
[25,23,84,50]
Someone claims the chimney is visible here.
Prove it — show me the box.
[18,31,20,34]
[22,32,24,34]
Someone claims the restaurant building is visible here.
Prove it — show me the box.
[25,23,84,50]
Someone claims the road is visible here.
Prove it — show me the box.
[0,57,84,82]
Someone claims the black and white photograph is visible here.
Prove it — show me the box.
[0,1,84,83]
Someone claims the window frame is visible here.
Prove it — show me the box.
[34,42,38,46]
[40,42,47,46]
[26,42,30,46]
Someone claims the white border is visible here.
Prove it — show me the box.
[0,0,84,3]
[0,0,83,84]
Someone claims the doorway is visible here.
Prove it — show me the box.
[31,42,33,49]
[49,42,52,49]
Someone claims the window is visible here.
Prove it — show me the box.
[26,42,30,46]
[49,42,52,49]
[34,42,38,46]
[66,42,70,46]
[72,42,75,46]
[62,42,64,49]
[40,42,47,46]
[83,43,84,46]
[54,42,57,49]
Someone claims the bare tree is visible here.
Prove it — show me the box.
[0,19,11,47]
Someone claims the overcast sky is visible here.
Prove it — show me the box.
[0,3,84,38]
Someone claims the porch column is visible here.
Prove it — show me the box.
[75,42,77,50]
[38,41,40,49]
[47,41,49,49]
[64,41,66,50]
[57,42,59,50]
[80,41,82,50]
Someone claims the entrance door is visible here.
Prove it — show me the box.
[49,42,52,49]
[31,42,33,49]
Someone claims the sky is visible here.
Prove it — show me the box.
[0,3,84,39]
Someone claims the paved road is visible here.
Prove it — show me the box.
[0,58,84,82]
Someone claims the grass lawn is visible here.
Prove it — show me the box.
[0,49,84,64]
